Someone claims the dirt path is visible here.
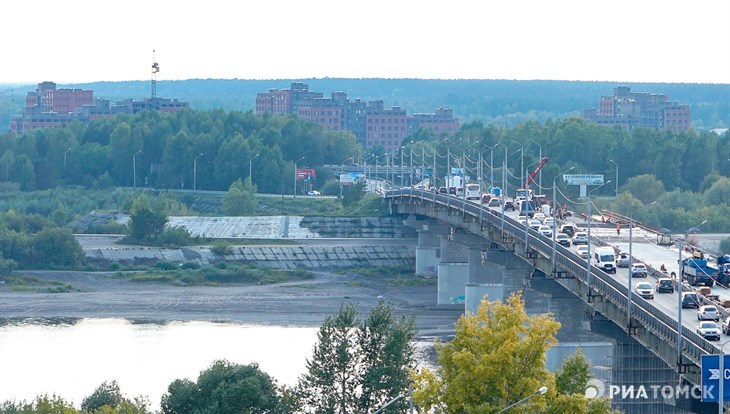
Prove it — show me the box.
[0,271,461,336]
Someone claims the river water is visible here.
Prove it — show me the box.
[0,319,319,410]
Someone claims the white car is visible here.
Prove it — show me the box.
[634,282,654,299]
[630,263,648,278]
[698,305,721,321]
[518,216,528,225]
[528,219,542,230]
[533,212,546,222]
[572,231,589,245]
[543,217,555,228]
[307,190,321,196]
[576,245,590,259]
[537,225,552,237]
[697,321,721,341]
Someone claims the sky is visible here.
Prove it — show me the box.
[3,0,729,85]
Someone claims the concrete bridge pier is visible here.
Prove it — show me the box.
[412,221,450,276]
[437,231,469,306]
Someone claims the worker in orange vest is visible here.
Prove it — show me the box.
[616,222,621,235]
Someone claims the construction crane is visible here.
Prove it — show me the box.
[151,50,160,99]
[525,156,550,189]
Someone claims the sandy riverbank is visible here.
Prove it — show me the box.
[0,270,462,337]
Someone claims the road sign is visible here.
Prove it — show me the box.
[701,354,730,402]
[563,174,604,186]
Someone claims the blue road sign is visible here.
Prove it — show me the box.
[701,354,730,402]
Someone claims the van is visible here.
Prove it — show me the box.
[559,223,578,237]
[593,246,616,273]
[681,292,700,309]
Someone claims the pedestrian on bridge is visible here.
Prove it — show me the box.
[616,222,621,235]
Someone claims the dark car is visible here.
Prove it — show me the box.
[438,187,447,194]
[655,278,674,293]
[504,201,516,211]
[681,292,700,309]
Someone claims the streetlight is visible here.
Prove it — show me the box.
[609,159,618,197]
[445,137,464,193]
[293,156,305,197]
[193,152,203,191]
[530,139,542,194]
[64,147,71,170]
[488,143,501,187]
[497,386,548,413]
[512,141,524,189]
[719,340,730,413]
[586,180,611,302]
[132,150,141,190]
[627,201,657,333]
[551,166,574,270]
[249,153,259,185]
[677,219,708,372]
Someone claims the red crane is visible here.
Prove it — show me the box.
[525,157,549,189]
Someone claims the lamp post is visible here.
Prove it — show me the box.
[586,180,611,302]
[677,219,708,372]
[293,156,305,197]
[249,153,259,185]
[551,167,574,270]
[462,141,480,206]
[132,150,141,190]
[64,147,71,170]
[719,340,730,414]
[530,139,542,194]
[627,201,657,333]
[193,152,203,191]
[609,159,618,197]
[497,386,548,413]
[513,141,524,189]
[488,143,500,187]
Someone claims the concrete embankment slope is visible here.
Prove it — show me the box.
[80,215,417,268]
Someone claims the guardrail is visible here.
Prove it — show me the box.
[387,189,718,369]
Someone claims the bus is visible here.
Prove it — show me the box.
[465,183,481,200]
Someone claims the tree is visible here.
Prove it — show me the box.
[619,174,666,205]
[223,178,258,215]
[297,301,417,414]
[29,227,84,267]
[720,237,730,254]
[128,195,168,242]
[412,293,559,413]
[411,294,614,413]
[160,360,281,414]
[342,182,365,207]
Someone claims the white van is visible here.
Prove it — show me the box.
[594,246,616,273]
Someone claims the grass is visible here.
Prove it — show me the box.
[339,266,436,287]
[1,275,81,293]
[123,264,315,286]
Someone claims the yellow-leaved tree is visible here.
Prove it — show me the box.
[411,293,615,414]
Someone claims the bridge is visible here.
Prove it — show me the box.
[386,189,723,413]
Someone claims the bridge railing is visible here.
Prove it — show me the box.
[388,189,714,367]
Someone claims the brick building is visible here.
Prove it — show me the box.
[11,82,189,134]
[256,83,460,149]
[581,86,690,132]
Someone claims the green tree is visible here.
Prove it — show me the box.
[412,293,560,413]
[223,178,258,215]
[160,360,281,414]
[342,182,365,207]
[29,227,84,267]
[720,237,730,254]
[297,301,417,414]
[128,195,168,242]
[619,174,666,204]
[702,177,730,207]
[81,380,123,412]
[555,348,591,396]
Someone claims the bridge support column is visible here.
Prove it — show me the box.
[415,223,450,276]
[437,234,468,305]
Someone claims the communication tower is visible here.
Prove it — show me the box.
[151,50,160,99]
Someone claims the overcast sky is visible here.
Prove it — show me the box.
[3,0,728,85]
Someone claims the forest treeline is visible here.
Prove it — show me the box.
[1,108,730,234]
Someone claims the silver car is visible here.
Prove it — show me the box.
[616,252,630,268]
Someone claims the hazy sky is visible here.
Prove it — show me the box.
[3,0,729,85]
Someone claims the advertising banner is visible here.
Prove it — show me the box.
[563,174,604,186]
[296,168,316,181]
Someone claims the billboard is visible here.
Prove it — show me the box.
[296,168,316,181]
[701,354,730,402]
[339,173,365,186]
[563,174,604,186]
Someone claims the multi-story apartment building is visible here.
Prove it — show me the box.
[581,86,690,132]
[256,83,460,149]
[10,82,189,134]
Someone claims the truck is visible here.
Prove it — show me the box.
[681,252,730,286]
[445,175,464,194]
[517,199,537,217]
[514,157,549,202]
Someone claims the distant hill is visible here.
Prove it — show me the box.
[2,79,728,131]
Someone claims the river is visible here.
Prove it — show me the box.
[0,318,319,411]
